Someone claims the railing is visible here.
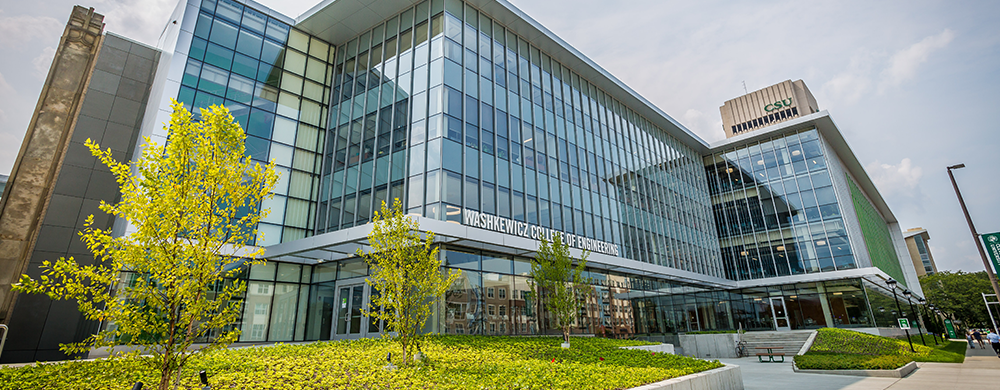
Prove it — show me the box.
[0,324,8,360]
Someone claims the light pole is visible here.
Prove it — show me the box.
[887,278,915,352]
[921,298,939,345]
[947,164,1000,301]
[904,290,926,346]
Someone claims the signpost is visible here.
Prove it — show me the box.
[981,232,1000,276]
[898,318,911,330]
[944,319,957,339]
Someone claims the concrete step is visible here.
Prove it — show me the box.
[740,330,816,354]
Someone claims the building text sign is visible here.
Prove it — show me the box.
[764,98,793,112]
[462,209,621,256]
[981,232,1000,276]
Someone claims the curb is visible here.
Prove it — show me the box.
[629,363,743,390]
[792,361,918,378]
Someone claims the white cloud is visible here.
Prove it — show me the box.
[93,0,177,46]
[682,108,725,143]
[0,72,15,123]
[880,29,955,91]
[0,72,25,174]
[0,11,63,48]
[867,158,923,196]
[821,29,955,107]
[31,47,55,80]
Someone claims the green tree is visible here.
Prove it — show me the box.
[529,234,592,346]
[920,271,994,328]
[13,100,278,390]
[357,199,460,366]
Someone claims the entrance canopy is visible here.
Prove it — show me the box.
[263,215,735,289]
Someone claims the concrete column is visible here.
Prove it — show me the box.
[0,7,104,323]
[816,283,835,327]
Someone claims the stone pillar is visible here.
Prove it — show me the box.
[0,7,104,323]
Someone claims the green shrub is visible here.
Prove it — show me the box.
[0,336,722,390]
[796,328,966,370]
[809,328,935,356]
[794,353,911,370]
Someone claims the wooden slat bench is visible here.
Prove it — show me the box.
[755,346,785,362]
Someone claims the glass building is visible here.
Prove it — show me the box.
[7,0,926,360]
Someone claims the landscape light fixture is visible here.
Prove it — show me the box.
[886,279,915,352]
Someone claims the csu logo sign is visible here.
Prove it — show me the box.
[765,98,793,112]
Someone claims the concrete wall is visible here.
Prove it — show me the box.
[630,364,743,390]
[622,343,676,354]
[1,33,158,364]
[678,333,740,359]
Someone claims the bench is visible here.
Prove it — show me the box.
[755,347,785,363]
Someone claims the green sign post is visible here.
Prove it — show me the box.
[944,319,957,339]
[898,318,910,329]
[981,232,1000,275]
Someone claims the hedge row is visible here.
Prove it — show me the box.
[793,353,911,370]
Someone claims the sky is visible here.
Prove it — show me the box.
[1,0,998,273]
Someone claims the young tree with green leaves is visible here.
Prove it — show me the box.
[13,100,278,390]
[357,199,461,366]
[529,234,592,346]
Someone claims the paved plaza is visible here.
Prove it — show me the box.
[720,341,1000,390]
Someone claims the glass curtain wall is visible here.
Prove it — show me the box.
[231,253,881,343]
[705,128,857,281]
[317,0,721,279]
[178,0,334,245]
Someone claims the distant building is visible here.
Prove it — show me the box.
[904,228,938,276]
[720,80,820,139]
[0,174,8,201]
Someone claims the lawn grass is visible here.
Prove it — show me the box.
[913,339,966,363]
[794,328,966,370]
[0,336,722,390]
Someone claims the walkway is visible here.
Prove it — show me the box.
[720,341,1000,390]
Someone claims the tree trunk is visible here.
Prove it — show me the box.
[563,327,570,344]
[400,335,409,366]
[158,366,172,390]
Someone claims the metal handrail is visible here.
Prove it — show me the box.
[0,324,8,360]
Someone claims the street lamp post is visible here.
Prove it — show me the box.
[921,298,939,345]
[946,164,1000,301]
[904,290,926,346]
[887,278,915,352]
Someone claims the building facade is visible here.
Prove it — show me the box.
[720,80,819,139]
[904,228,938,277]
[1,0,924,362]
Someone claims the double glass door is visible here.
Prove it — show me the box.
[332,279,382,339]
[769,297,791,331]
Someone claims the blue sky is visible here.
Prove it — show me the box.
[1,0,998,273]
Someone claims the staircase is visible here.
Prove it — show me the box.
[742,330,815,355]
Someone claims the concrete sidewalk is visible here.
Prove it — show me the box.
[720,341,1000,390]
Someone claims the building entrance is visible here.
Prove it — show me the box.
[769,297,791,331]
[685,304,701,332]
[332,279,376,340]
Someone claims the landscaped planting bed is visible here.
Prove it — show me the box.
[794,328,965,370]
[0,336,721,389]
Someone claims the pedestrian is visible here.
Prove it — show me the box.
[987,330,1000,357]
[974,329,985,349]
[968,331,976,349]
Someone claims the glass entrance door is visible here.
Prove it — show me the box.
[769,297,791,331]
[333,283,368,339]
[685,304,701,332]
